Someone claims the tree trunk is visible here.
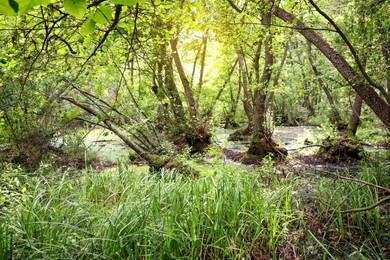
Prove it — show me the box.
[197,30,208,102]
[383,41,390,100]
[170,38,199,122]
[236,47,253,131]
[205,59,238,119]
[164,56,187,124]
[252,11,273,140]
[307,41,342,125]
[347,94,363,137]
[274,7,390,130]
[303,81,316,117]
[170,38,211,153]
[247,8,288,160]
[266,35,291,111]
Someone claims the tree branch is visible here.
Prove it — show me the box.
[46,34,77,54]
[341,196,390,214]
[84,5,123,64]
[226,0,243,13]
[308,0,389,104]
[313,168,390,193]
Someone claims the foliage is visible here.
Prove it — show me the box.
[0,162,298,258]
[315,162,389,259]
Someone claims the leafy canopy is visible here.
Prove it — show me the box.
[0,0,145,17]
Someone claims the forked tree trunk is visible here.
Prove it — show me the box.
[170,37,211,152]
[170,38,199,122]
[161,44,187,124]
[274,7,390,130]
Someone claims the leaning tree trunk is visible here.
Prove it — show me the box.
[62,95,199,177]
[170,38,199,122]
[274,7,390,130]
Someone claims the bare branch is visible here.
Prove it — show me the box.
[46,34,77,54]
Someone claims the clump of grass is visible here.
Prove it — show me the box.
[0,161,299,259]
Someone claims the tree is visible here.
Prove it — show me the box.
[274,4,390,130]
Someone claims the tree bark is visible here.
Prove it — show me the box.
[62,95,147,157]
[266,33,291,113]
[274,7,390,130]
[164,55,187,123]
[61,95,199,176]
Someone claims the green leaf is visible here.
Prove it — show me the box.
[80,18,96,35]
[110,0,140,5]
[92,5,112,24]
[63,0,87,18]
[32,0,51,6]
[8,0,18,12]
[0,0,52,16]
[0,0,17,15]
[15,0,35,14]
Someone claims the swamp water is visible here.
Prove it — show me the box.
[85,126,322,162]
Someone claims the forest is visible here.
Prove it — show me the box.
[0,0,389,259]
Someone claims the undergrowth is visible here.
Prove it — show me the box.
[0,157,388,259]
[313,160,389,259]
[0,160,297,259]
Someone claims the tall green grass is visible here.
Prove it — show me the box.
[315,160,389,259]
[0,162,298,259]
